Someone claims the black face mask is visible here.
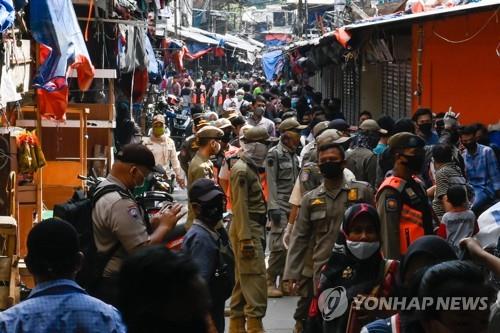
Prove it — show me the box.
[319,161,344,179]
[419,123,433,135]
[222,132,232,143]
[200,197,224,224]
[401,153,425,172]
[463,142,477,151]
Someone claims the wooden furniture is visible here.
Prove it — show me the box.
[0,216,19,309]
[17,69,117,210]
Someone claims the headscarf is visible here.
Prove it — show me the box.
[399,235,457,284]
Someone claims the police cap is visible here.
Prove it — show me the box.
[214,118,233,130]
[359,119,388,134]
[312,121,330,138]
[242,126,276,143]
[328,119,350,132]
[116,144,157,171]
[196,125,224,140]
[388,132,425,150]
[316,129,351,149]
[189,178,224,203]
[279,117,307,132]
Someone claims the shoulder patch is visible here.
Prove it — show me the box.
[385,196,399,212]
[267,158,274,167]
[300,170,309,182]
[128,206,140,219]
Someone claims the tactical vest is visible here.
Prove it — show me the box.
[376,176,432,254]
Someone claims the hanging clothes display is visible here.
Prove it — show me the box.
[30,0,95,120]
[0,39,22,109]
[118,24,148,74]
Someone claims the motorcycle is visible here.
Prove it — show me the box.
[162,95,192,150]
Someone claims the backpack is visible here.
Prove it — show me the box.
[53,184,131,292]
[195,222,235,301]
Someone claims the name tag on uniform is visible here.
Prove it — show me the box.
[405,187,417,199]
[311,198,325,206]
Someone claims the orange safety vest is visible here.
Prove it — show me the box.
[376,176,425,255]
[191,89,206,105]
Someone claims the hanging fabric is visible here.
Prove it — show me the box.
[30,0,95,120]
[17,130,46,174]
[0,0,14,33]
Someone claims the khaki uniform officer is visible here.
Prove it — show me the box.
[186,125,224,227]
[265,117,305,298]
[229,127,276,333]
[284,129,374,290]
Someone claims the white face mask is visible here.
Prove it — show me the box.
[243,142,269,166]
[346,240,380,260]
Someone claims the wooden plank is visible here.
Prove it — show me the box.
[16,119,116,128]
[68,68,117,79]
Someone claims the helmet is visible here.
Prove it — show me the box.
[166,94,179,105]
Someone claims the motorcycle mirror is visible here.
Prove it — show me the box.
[154,164,167,174]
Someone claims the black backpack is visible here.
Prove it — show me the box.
[53,184,130,292]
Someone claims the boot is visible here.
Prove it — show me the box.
[267,279,283,298]
[246,317,265,333]
[229,317,246,333]
[293,320,304,333]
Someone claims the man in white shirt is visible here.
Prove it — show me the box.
[223,89,238,111]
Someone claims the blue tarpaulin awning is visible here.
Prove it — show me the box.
[262,50,284,81]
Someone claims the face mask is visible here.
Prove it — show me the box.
[133,168,146,189]
[419,123,433,135]
[401,153,425,172]
[153,126,165,137]
[211,141,221,155]
[244,142,269,166]
[237,95,244,101]
[200,198,224,224]
[222,132,232,143]
[254,107,265,117]
[464,142,476,150]
[346,240,380,260]
[318,161,344,179]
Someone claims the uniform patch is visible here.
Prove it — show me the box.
[311,198,325,206]
[385,197,398,212]
[342,266,353,279]
[301,170,309,182]
[267,158,274,167]
[405,187,417,199]
[348,188,358,201]
[128,206,140,219]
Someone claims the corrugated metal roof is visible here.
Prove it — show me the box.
[345,0,499,31]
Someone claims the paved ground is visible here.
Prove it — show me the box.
[172,187,296,332]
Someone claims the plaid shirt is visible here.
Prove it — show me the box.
[463,143,500,199]
[0,279,126,333]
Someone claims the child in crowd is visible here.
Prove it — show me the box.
[437,185,478,255]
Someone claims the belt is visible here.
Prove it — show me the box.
[249,212,267,226]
